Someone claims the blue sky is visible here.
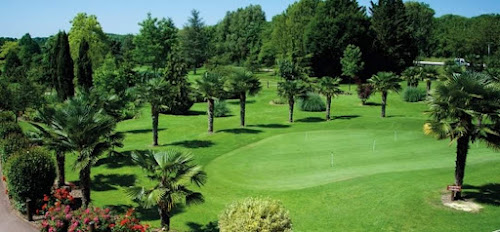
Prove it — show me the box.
[1,0,499,38]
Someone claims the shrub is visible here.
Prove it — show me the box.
[0,121,22,139]
[0,111,15,123]
[0,132,29,163]
[357,83,373,105]
[403,87,426,102]
[219,197,292,232]
[214,100,230,117]
[5,147,56,202]
[270,97,286,105]
[299,92,326,112]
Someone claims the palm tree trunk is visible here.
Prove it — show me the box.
[208,98,214,133]
[240,92,246,127]
[326,95,331,121]
[454,134,470,200]
[152,105,159,146]
[426,80,431,96]
[56,151,65,187]
[158,206,171,231]
[288,97,294,123]
[79,165,91,208]
[381,91,387,118]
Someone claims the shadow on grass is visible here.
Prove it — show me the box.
[184,110,206,116]
[92,174,136,191]
[386,115,405,118]
[125,128,166,134]
[365,102,382,106]
[248,123,290,129]
[95,152,138,169]
[463,183,500,206]
[167,140,215,148]
[333,115,360,120]
[108,203,186,222]
[227,99,256,105]
[187,221,219,232]
[217,128,262,134]
[296,117,324,123]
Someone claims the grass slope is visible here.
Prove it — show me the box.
[60,72,499,231]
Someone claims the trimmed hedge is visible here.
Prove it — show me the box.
[299,92,326,112]
[0,111,15,123]
[403,87,426,102]
[6,147,56,202]
[1,133,29,163]
[0,121,22,140]
[219,197,292,232]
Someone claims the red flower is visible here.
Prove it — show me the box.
[120,218,129,226]
[2,176,6,182]
[43,195,50,201]
[42,204,47,210]
[109,223,115,228]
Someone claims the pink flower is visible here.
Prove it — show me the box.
[66,213,73,220]
[56,220,64,228]
[84,217,90,224]
[85,208,90,214]
[41,220,48,228]
[48,227,55,232]
[93,216,99,223]
[64,205,71,214]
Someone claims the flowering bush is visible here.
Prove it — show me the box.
[38,188,75,215]
[40,205,150,232]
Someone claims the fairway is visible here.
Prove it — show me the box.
[207,130,497,191]
[58,74,500,231]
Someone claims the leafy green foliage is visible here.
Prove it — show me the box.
[126,150,206,229]
[299,92,326,112]
[134,13,178,72]
[0,132,29,164]
[402,87,426,102]
[18,33,41,68]
[219,197,292,232]
[306,0,368,77]
[76,39,93,91]
[6,147,56,202]
[370,0,417,73]
[214,100,230,117]
[401,66,423,87]
[341,44,364,79]
[405,2,435,57]
[162,49,194,115]
[69,13,109,68]
[181,10,209,74]
[53,31,75,100]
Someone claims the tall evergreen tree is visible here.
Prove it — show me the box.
[76,39,93,91]
[405,2,435,57]
[2,51,22,79]
[370,0,417,73]
[55,32,75,100]
[182,10,208,74]
[18,33,41,68]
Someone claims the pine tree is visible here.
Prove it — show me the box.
[76,39,93,91]
[182,10,208,74]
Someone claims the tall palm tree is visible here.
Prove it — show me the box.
[278,80,308,123]
[401,66,422,87]
[368,72,402,118]
[33,95,123,207]
[125,150,206,230]
[137,77,178,146]
[422,66,440,96]
[425,72,500,200]
[317,76,342,121]
[225,69,261,127]
[196,72,225,133]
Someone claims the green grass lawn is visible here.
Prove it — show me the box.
[60,72,499,231]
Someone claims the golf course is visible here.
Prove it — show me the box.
[58,71,500,231]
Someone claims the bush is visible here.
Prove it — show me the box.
[357,83,373,105]
[0,111,15,123]
[219,197,292,232]
[0,132,29,163]
[270,97,287,105]
[214,100,230,117]
[403,87,426,102]
[6,147,56,202]
[0,121,22,139]
[299,92,326,112]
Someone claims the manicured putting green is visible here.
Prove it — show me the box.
[207,129,497,191]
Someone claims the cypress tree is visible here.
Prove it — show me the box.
[56,32,75,100]
[3,51,22,79]
[76,39,93,91]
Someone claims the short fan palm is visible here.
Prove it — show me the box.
[126,150,207,230]
[317,76,342,120]
[368,72,402,117]
[225,69,261,127]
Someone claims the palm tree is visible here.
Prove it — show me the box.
[125,150,206,230]
[422,66,440,96]
[401,66,422,87]
[196,72,225,133]
[31,94,123,207]
[225,69,261,126]
[425,72,500,200]
[137,77,178,146]
[368,72,402,118]
[278,80,308,123]
[317,77,342,121]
